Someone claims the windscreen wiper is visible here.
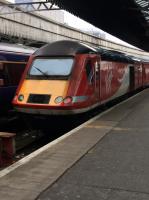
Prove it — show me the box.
[33,66,48,78]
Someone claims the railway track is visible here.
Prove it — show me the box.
[0,88,142,170]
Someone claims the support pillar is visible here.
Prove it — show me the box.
[0,132,16,167]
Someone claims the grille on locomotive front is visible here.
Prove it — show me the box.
[27,94,51,104]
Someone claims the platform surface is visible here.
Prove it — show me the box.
[1,89,149,200]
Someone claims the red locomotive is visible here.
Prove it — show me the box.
[12,40,149,115]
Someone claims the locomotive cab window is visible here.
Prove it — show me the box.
[85,60,94,84]
[28,57,74,79]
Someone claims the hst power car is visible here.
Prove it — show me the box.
[13,40,149,115]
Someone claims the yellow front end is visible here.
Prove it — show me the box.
[16,79,69,106]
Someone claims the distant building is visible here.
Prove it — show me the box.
[15,0,32,2]
[15,0,34,11]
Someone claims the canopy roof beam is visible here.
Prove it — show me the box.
[0,0,61,15]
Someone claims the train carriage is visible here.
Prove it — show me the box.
[12,40,149,115]
[0,43,35,112]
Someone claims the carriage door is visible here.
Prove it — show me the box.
[129,66,135,91]
[142,64,146,87]
[139,64,143,88]
[85,56,100,102]
[93,56,100,101]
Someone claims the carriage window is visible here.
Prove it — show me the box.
[0,63,4,86]
[0,63,25,86]
[29,58,73,77]
[0,63,4,79]
[85,60,94,84]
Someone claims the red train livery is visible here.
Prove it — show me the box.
[12,40,149,115]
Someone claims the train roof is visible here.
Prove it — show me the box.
[33,40,97,57]
[33,40,137,63]
[95,48,134,63]
[0,43,35,55]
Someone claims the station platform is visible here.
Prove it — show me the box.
[0,89,149,200]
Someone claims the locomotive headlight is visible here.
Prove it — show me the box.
[55,96,63,104]
[64,96,73,104]
[18,94,24,101]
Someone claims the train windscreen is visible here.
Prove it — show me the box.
[28,58,73,77]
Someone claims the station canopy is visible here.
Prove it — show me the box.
[54,0,149,51]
